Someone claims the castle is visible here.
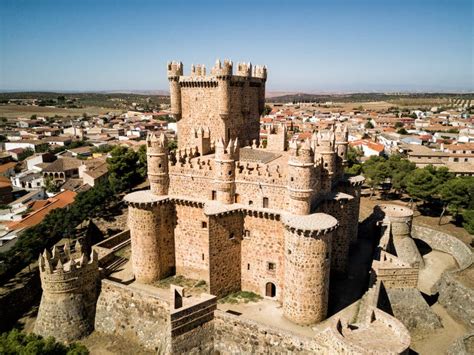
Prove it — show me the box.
[126,59,363,325]
[33,60,415,354]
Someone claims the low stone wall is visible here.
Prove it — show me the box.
[385,288,442,333]
[412,225,473,270]
[436,271,474,328]
[170,294,217,354]
[213,310,327,353]
[95,279,171,352]
[94,230,130,250]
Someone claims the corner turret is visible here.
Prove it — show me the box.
[167,61,184,120]
[287,139,315,215]
[147,132,169,196]
[213,137,239,204]
[34,244,100,342]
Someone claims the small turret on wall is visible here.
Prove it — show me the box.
[287,139,315,215]
[34,242,100,342]
[167,61,184,120]
[213,137,239,204]
[147,132,169,196]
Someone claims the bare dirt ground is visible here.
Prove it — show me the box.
[0,104,123,119]
[411,303,468,355]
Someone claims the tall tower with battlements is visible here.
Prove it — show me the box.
[34,242,99,342]
[168,59,266,152]
[213,138,239,204]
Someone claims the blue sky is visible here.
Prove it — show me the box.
[0,0,472,92]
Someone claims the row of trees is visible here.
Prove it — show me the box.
[0,329,88,354]
[346,150,474,234]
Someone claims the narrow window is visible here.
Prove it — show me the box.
[244,230,250,238]
[263,197,269,208]
[201,221,207,228]
[211,190,217,200]
[227,128,231,140]
[249,200,253,205]
[247,263,250,270]
[234,194,240,203]
[202,253,205,261]
[267,262,276,271]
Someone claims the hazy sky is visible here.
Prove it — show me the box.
[0,0,472,92]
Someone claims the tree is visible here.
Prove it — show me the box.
[365,121,374,129]
[263,105,272,116]
[167,140,177,152]
[30,114,37,120]
[386,155,416,193]
[362,156,389,198]
[44,176,60,194]
[107,146,142,191]
[137,144,147,179]
[394,122,404,128]
[406,166,440,204]
[397,128,408,135]
[462,209,474,234]
[440,177,474,217]
[17,148,34,161]
[0,328,88,354]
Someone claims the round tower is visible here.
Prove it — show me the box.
[213,138,238,204]
[213,59,232,118]
[34,244,99,342]
[167,61,183,120]
[377,204,413,239]
[315,129,337,195]
[282,213,338,324]
[147,132,169,196]
[125,191,170,283]
[287,139,314,215]
[335,124,349,180]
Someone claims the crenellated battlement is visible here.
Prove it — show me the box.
[211,58,233,77]
[38,243,99,294]
[315,128,336,152]
[167,61,184,78]
[289,139,314,163]
[215,137,239,160]
[236,62,252,77]
[147,132,167,151]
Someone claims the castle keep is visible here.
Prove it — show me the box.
[33,60,415,354]
[125,59,364,325]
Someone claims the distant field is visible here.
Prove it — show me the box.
[0,105,124,119]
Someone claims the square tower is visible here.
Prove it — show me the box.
[167,60,267,151]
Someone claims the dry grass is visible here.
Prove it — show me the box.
[0,104,123,119]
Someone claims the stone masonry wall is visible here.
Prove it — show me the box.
[174,204,210,282]
[213,310,327,353]
[95,279,171,352]
[208,213,243,297]
[241,214,285,301]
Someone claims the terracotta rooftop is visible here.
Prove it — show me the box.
[0,162,17,173]
[42,157,82,172]
[6,190,77,231]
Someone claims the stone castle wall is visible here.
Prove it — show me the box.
[241,214,285,301]
[213,310,327,353]
[174,203,210,282]
[95,279,171,352]
[208,213,243,297]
